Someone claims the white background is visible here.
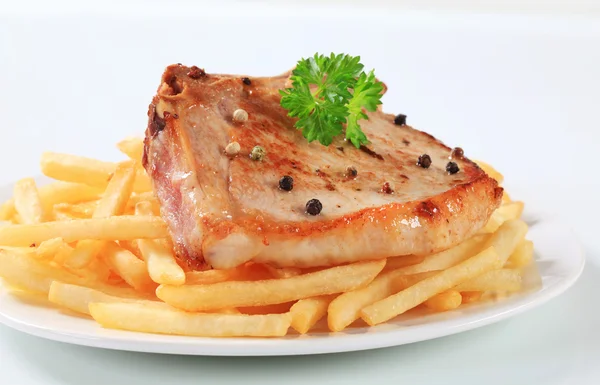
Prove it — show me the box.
[1,1,599,384]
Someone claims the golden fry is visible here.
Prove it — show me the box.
[482,219,528,266]
[506,239,534,268]
[480,202,525,233]
[90,302,292,337]
[34,238,67,260]
[135,202,185,286]
[116,137,144,161]
[0,249,84,294]
[0,216,168,247]
[290,295,335,334]
[455,269,522,292]
[48,281,161,315]
[102,242,156,292]
[361,247,498,325]
[158,260,386,312]
[475,160,504,184]
[13,178,45,224]
[394,234,488,275]
[40,152,151,193]
[328,270,436,332]
[0,200,16,221]
[66,163,137,268]
[424,290,462,312]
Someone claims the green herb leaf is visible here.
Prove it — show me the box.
[280,53,384,147]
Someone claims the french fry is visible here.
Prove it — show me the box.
[393,234,488,275]
[116,137,144,161]
[0,200,16,221]
[455,269,522,292]
[53,200,99,219]
[135,202,185,286]
[475,160,504,184]
[480,202,525,234]
[385,254,426,270]
[0,216,168,247]
[158,259,386,312]
[89,302,292,337]
[40,152,151,193]
[0,249,85,294]
[125,192,160,215]
[66,162,137,268]
[41,152,117,189]
[424,290,462,312]
[48,281,162,315]
[102,242,156,292]
[460,291,483,304]
[13,178,44,224]
[506,240,534,268]
[480,211,504,234]
[361,247,498,325]
[290,295,335,334]
[118,240,143,259]
[482,219,528,266]
[62,258,112,284]
[1,182,101,222]
[34,238,67,260]
[327,270,436,332]
[38,182,103,211]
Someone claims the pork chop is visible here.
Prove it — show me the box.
[143,64,502,270]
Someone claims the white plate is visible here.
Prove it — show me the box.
[0,187,585,356]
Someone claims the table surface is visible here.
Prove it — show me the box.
[1,2,599,384]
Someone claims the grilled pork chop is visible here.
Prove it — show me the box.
[143,64,502,270]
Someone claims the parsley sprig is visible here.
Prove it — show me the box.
[280,53,384,148]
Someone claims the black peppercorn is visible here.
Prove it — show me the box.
[242,77,251,85]
[306,199,322,215]
[417,154,432,169]
[279,175,294,191]
[450,147,464,160]
[394,114,407,126]
[446,161,460,174]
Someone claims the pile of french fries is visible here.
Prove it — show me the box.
[0,138,535,337]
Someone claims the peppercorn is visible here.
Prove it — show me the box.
[346,165,358,177]
[446,161,460,174]
[306,199,322,215]
[450,147,464,160]
[279,175,294,191]
[242,77,251,85]
[382,181,394,194]
[250,146,265,161]
[233,109,248,123]
[394,114,407,126]
[417,154,432,168]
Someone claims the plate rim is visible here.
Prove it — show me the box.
[0,216,586,356]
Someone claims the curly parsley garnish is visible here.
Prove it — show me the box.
[280,53,384,148]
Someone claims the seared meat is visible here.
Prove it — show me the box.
[143,64,502,270]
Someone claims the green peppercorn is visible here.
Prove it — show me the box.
[250,145,266,161]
